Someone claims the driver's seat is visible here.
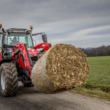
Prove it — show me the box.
[10,41,19,45]
[10,37,19,45]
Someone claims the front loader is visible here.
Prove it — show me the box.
[0,24,52,96]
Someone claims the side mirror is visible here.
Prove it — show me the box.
[42,34,48,43]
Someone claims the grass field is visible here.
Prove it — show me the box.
[70,56,110,101]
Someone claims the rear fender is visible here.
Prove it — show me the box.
[0,59,13,65]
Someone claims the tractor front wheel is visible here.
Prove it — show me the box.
[0,63,18,97]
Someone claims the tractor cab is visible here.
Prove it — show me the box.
[4,28,48,47]
[0,26,48,49]
[7,30,34,48]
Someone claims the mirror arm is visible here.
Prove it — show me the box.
[32,32,45,36]
[33,40,36,46]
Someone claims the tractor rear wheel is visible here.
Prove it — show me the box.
[0,63,18,97]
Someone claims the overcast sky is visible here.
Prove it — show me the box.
[0,0,110,48]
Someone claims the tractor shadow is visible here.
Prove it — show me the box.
[17,82,41,96]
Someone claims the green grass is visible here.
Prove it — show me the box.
[70,56,110,101]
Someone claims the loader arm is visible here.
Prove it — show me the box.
[33,43,51,52]
[12,43,34,78]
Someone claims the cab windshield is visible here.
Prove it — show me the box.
[7,33,33,48]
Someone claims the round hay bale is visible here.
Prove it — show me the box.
[31,43,89,93]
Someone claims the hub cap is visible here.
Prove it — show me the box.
[1,71,6,90]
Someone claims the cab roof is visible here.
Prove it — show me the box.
[6,28,32,33]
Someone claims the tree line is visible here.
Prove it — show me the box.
[79,45,110,57]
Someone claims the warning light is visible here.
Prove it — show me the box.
[30,25,33,29]
[0,24,2,28]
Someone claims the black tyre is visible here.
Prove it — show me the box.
[0,63,18,97]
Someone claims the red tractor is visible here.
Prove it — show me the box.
[0,24,52,96]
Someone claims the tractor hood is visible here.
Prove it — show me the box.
[28,48,39,56]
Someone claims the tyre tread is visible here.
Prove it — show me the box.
[0,63,18,96]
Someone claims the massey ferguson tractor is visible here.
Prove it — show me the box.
[0,24,52,97]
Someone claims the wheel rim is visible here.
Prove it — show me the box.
[1,71,6,90]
